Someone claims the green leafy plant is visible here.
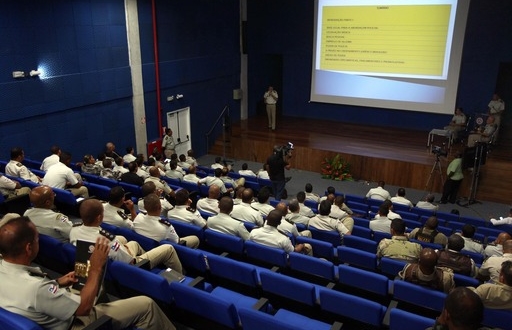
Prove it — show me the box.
[321,154,353,181]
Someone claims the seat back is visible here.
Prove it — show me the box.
[238,308,297,330]
[379,257,407,278]
[169,282,240,329]
[389,308,435,330]
[309,226,342,246]
[482,308,512,329]
[35,234,74,274]
[319,287,387,327]
[411,207,436,218]
[169,220,204,241]
[337,246,377,271]
[207,254,259,289]
[392,279,446,313]
[162,241,208,277]
[259,270,317,307]
[351,225,372,239]
[288,252,336,283]
[204,228,245,256]
[0,307,43,330]
[344,193,366,204]
[343,235,377,253]
[338,264,389,297]
[244,240,288,268]
[295,236,335,260]
[107,261,172,304]
[460,249,484,265]
[372,230,392,243]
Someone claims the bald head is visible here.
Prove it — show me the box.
[419,248,438,274]
[218,196,234,214]
[241,188,254,203]
[208,185,221,199]
[275,202,288,216]
[149,166,160,177]
[503,239,512,253]
[425,216,439,230]
[29,185,54,209]
[497,232,512,245]
[80,199,104,226]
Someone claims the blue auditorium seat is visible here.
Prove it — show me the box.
[343,235,378,253]
[115,226,160,252]
[337,246,378,271]
[343,193,366,204]
[351,225,372,239]
[244,240,288,268]
[453,273,480,287]
[35,234,74,274]
[389,308,435,330]
[288,252,336,284]
[318,287,387,327]
[169,282,241,329]
[460,249,484,265]
[204,228,245,256]
[353,217,370,227]
[409,239,443,250]
[168,219,205,242]
[160,241,209,277]
[411,206,436,218]
[372,230,392,243]
[295,235,335,261]
[0,307,44,330]
[378,257,407,278]
[435,211,460,223]
[308,225,342,246]
[392,279,447,314]
[337,264,389,299]
[206,254,260,296]
[238,307,337,330]
[482,308,512,329]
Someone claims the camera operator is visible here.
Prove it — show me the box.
[440,152,463,204]
[267,143,293,200]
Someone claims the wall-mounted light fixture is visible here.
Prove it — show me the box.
[12,70,42,78]
[176,94,184,99]
[167,94,184,102]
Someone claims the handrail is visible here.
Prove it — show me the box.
[205,105,230,160]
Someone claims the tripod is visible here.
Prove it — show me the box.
[425,155,444,193]
[458,142,486,206]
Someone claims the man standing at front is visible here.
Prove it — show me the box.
[263,86,278,130]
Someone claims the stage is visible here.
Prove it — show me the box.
[210,115,512,204]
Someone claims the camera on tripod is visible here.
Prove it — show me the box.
[431,145,448,157]
[274,142,294,159]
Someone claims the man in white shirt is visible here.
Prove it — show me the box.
[145,167,174,197]
[167,189,207,228]
[40,145,61,172]
[23,185,75,242]
[112,157,129,179]
[123,146,137,163]
[369,205,392,233]
[185,149,198,167]
[102,186,135,229]
[196,185,221,215]
[250,187,275,216]
[70,199,183,272]
[183,166,201,184]
[275,202,311,239]
[304,183,321,203]
[207,196,250,240]
[296,191,315,217]
[490,209,512,226]
[285,199,311,226]
[198,168,232,195]
[133,194,199,248]
[165,161,184,181]
[458,224,484,256]
[211,156,225,170]
[415,194,438,211]
[485,232,511,258]
[5,147,41,183]
[42,151,89,198]
[0,175,30,199]
[249,210,309,254]
[390,187,413,209]
[365,181,391,201]
[230,188,264,226]
[309,200,351,237]
[138,181,174,218]
[238,163,257,177]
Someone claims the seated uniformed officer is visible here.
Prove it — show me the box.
[376,218,422,262]
[167,189,207,228]
[0,216,176,330]
[70,199,183,273]
[133,194,199,249]
[5,147,41,183]
[249,209,309,254]
[23,185,76,242]
[102,186,135,229]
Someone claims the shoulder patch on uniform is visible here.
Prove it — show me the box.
[111,241,121,252]
[159,218,171,227]
[99,228,115,241]
[56,214,69,223]
[117,210,128,220]
[16,162,23,167]
[48,284,59,294]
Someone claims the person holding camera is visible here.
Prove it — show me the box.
[267,143,292,200]
[440,152,463,204]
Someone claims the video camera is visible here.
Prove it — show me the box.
[431,145,448,157]
[274,142,294,160]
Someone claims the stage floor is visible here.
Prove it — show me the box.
[210,114,511,204]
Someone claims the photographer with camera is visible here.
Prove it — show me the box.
[439,152,463,204]
[267,143,293,200]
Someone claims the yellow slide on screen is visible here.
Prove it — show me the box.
[320,5,451,76]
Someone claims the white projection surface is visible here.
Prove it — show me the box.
[310,0,470,114]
